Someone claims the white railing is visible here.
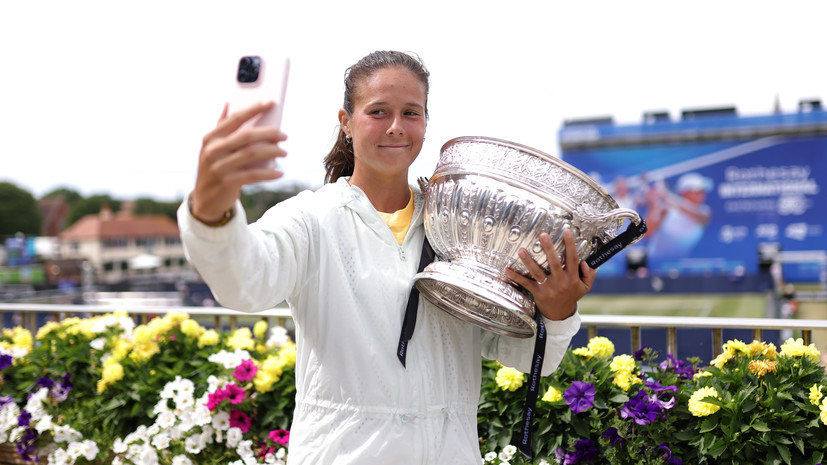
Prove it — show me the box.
[2,302,826,359]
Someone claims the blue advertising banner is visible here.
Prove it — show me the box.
[560,112,827,281]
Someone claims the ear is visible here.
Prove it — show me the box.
[338,109,350,136]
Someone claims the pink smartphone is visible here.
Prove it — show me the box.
[228,54,290,169]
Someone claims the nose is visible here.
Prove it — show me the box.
[387,115,404,136]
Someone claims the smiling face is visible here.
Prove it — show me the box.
[339,66,427,184]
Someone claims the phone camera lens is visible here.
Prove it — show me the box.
[237,56,262,83]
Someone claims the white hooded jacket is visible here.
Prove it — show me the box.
[178,177,581,464]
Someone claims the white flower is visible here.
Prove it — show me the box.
[66,442,83,459]
[237,439,254,459]
[79,440,99,461]
[112,437,128,453]
[178,411,195,433]
[499,451,511,461]
[538,460,551,465]
[212,411,231,430]
[153,399,172,416]
[276,447,287,459]
[35,413,53,433]
[172,455,194,465]
[157,411,177,429]
[502,445,517,457]
[152,432,171,449]
[184,435,202,454]
[89,337,106,350]
[48,448,69,465]
[484,451,497,462]
[138,445,159,465]
[193,404,212,426]
[175,394,195,411]
[52,424,82,443]
[267,326,289,348]
[226,426,243,448]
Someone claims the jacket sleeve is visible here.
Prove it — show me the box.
[177,193,311,313]
[480,310,581,376]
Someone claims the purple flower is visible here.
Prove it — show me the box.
[657,443,682,464]
[564,381,596,414]
[17,410,31,427]
[660,354,696,380]
[601,427,626,447]
[633,345,651,361]
[0,354,13,370]
[35,377,55,389]
[645,380,678,394]
[556,439,600,464]
[621,390,663,425]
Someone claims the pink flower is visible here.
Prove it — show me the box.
[206,389,229,411]
[234,359,258,382]
[230,409,252,433]
[225,383,247,405]
[269,429,290,446]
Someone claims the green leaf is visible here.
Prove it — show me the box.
[709,439,728,458]
[752,421,771,432]
[776,444,791,465]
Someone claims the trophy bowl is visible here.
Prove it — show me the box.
[413,136,646,338]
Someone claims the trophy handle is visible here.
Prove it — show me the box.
[584,208,648,269]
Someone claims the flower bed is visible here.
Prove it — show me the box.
[0,313,826,465]
[478,336,827,465]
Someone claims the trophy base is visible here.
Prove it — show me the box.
[413,260,537,338]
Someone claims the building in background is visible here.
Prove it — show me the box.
[59,205,194,285]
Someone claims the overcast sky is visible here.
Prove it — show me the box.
[1,1,825,202]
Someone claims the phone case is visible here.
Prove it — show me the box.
[228,54,290,129]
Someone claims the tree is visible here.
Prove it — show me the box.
[0,182,42,237]
[42,187,83,205]
[132,197,180,221]
[65,195,121,227]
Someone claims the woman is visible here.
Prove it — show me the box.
[179,51,596,464]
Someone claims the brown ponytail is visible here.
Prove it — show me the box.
[323,50,430,184]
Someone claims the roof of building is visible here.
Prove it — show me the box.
[60,206,179,240]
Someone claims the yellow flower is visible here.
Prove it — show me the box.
[609,354,636,373]
[587,337,615,359]
[133,326,155,345]
[688,386,721,417]
[253,371,277,393]
[693,370,713,380]
[10,328,33,352]
[198,329,220,348]
[779,338,821,362]
[278,342,297,368]
[572,347,593,360]
[810,384,823,406]
[821,398,827,425]
[746,340,778,359]
[612,370,642,391]
[261,355,285,379]
[495,366,525,392]
[747,359,778,378]
[129,341,160,363]
[254,320,268,339]
[36,322,60,340]
[180,319,204,339]
[710,347,735,369]
[111,339,133,362]
[723,339,748,355]
[228,328,255,351]
[97,360,124,393]
[542,386,563,403]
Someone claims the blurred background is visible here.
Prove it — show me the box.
[1,0,824,361]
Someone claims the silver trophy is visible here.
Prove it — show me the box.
[413,136,646,338]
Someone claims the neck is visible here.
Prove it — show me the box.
[349,172,410,213]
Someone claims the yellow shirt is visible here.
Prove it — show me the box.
[377,189,414,244]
